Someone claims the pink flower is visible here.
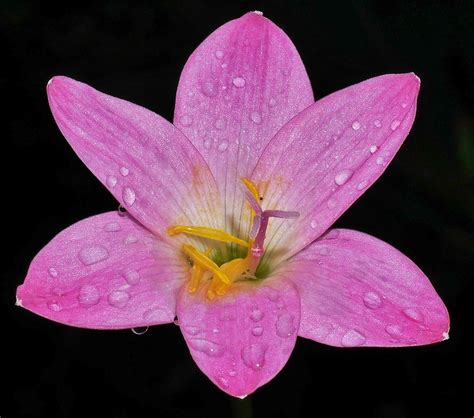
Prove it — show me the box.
[17,12,449,398]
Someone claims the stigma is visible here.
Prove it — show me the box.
[167,178,299,299]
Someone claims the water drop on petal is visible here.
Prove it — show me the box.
[241,343,266,370]
[132,327,149,335]
[385,324,403,338]
[47,301,62,312]
[250,112,262,124]
[352,121,361,130]
[201,80,218,97]
[249,306,264,322]
[203,138,212,150]
[214,118,227,130]
[390,120,401,130]
[275,313,296,338]
[104,222,121,232]
[78,285,100,306]
[357,180,369,190]
[363,291,382,309]
[48,267,58,277]
[218,140,228,152]
[327,198,337,209]
[310,220,318,229]
[402,307,424,322]
[374,120,382,128]
[232,77,246,88]
[119,167,129,176]
[189,338,224,357]
[251,326,264,337]
[180,115,193,127]
[106,175,118,188]
[334,169,353,186]
[214,50,224,59]
[123,270,140,285]
[78,245,109,266]
[123,187,136,206]
[269,97,277,107]
[107,291,130,308]
[341,329,366,347]
[376,157,385,166]
[370,145,378,153]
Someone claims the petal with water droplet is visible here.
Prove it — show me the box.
[16,212,186,329]
[286,228,449,347]
[176,277,300,398]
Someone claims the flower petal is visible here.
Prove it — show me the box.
[47,76,222,243]
[176,277,300,397]
[285,228,449,347]
[16,212,187,329]
[252,73,420,263]
[174,12,314,237]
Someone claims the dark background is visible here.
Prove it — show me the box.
[1,1,472,417]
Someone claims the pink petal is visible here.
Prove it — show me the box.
[16,212,187,329]
[252,73,420,263]
[47,76,222,242]
[285,228,449,347]
[174,12,313,236]
[176,277,300,397]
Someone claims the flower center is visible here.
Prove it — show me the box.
[167,178,299,299]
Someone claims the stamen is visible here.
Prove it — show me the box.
[168,225,249,248]
[242,177,260,202]
[182,244,231,285]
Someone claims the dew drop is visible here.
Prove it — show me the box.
[132,327,148,335]
[201,80,218,97]
[78,245,109,266]
[319,247,329,255]
[180,115,193,127]
[123,270,140,285]
[390,120,401,130]
[250,112,262,124]
[376,157,385,166]
[250,307,264,322]
[334,169,353,186]
[184,326,200,336]
[363,291,382,309]
[221,63,227,69]
[241,343,266,370]
[385,324,403,338]
[123,187,136,206]
[370,145,378,153]
[275,313,296,338]
[48,267,58,277]
[47,301,62,312]
[203,138,212,150]
[218,376,229,388]
[232,77,246,88]
[269,97,277,107]
[214,118,227,130]
[143,307,169,322]
[214,50,224,59]
[327,198,337,209]
[212,328,219,334]
[374,120,382,128]
[228,370,237,377]
[352,121,361,130]
[341,329,366,347]
[119,167,129,176]
[252,326,264,337]
[357,180,369,190]
[402,307,424,322]
[78,285,100,306]
[401,102,408,108]
[118,204,127,216]
[187,91,195,98]
[218,140,229,152]
[310,220,318,229]
[104,222,121,232]
[188,338,224,357]
[106,175,118,188]
[107,290,130,308]
[125,235,138,244]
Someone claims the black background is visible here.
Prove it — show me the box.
[1,1,472,417]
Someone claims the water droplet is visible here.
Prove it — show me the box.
[214,50,224,59]
[402,307,424,322]
[104,222,121,232]
[282,68,290,76]
[334,169,353,186]
[143,307,169,322]
[275,313,296,338]
[47,301,62,312]
[323,229,340,240]
[250,307,264,322]
[123,187,136,206]
[201,80,218,97]
[319,247,329,255]
[132,327,148,335]
[189,338,224,357]
[218,376,229,388]
[107,291,130,308]
[78,285,100,306]
[184,326,200,335]
[78,245,109,266]
[241,343,266,371]
[250,112,262,124]
[218,140,228,152]
[352,121,361,130]
[180,115,193,127]
[370,145,378,153]
[376,157,385,166]
[401,102,408,108]
[106,175,118,188]
[214,118,226,130]
[327,198,337,209]
[187,91,195,98]
[252,326,264,337]
[123,270,140,285]
[221,63,227,69]
[48,267,58,277]
[232,77,246,88]
[390,120,401,130]
[125,235,138,244]
[119,167,129,176]
[385,324,403,338]
[341,329,366,347]
[374,120,382,128]
[363,291,382,309]
[212,328,219,334]
[118,204,127,216]
[203,138,212,150]
[310,220,318,229]
[269,97,277,107]
[228,370,237,377]
[357,180,369,191]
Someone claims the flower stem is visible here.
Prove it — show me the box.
[230,395,253,418]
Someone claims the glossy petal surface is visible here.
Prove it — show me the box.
[17,212,187,329]
[252,73,420,264]
[174,12,313,237]
[285,229,449,347]
[177,277,300,397]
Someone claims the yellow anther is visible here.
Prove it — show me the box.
[168,225,249,248]
[242,177,260,202]
[182,244,231,285]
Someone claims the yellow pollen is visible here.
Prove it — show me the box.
[168,225,249,248]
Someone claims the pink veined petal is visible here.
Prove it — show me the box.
[16,212,187,329]
[284,228,449,347]
[252,73,420,265]
[176,277,300,398]
[47,76,222,245]
[174,11,314,238]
